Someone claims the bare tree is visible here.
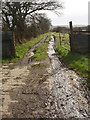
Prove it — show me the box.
[2,0,63,43]
[25,13,51,38]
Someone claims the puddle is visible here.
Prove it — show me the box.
[47,36,90,119]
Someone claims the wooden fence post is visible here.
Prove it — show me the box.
[69,21,73,52]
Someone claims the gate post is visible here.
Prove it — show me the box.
[69,21,73,52]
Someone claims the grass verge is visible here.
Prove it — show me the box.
[32,36,50,61]
[2,34,46,63]
[54,32,90,89]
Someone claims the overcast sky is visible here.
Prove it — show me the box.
[45,0,90,26]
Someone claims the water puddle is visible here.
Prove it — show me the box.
[48,36,90,119]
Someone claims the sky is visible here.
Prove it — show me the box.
[1,0,90,26]
[44,0,90,26]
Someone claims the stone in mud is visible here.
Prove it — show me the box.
[2,66,9,69]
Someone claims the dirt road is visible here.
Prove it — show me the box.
[2,35,51,118]
[1,35,90,119]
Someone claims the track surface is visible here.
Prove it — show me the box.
[1,35,90,119]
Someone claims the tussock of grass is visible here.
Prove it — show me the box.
[44,36,50,43]
[54,32,90,89]
[2,34,46,63]
[32,43,48,61]
[32,36,50,61]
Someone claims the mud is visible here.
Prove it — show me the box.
[1,35,90,119]
[2,60,52,118]
[2,35,51,118]
[2,61,50,118]
[47,36,90,119]
[18,35,48,66]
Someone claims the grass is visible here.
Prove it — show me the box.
[32,36,50,61]
[2,34,46,63]
[53,32,90,89]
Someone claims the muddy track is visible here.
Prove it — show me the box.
[17,35,48,66]
[47,36,90,119]
[1,35,90,119]
[2,35,51,118]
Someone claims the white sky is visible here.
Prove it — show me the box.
[45,0,90,26]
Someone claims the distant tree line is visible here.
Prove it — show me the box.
[2,1,63,44]
[51,26,69,33]
[51,26,89,33]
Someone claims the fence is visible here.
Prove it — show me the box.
[69,21,90,54]
[2,31,16,59]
